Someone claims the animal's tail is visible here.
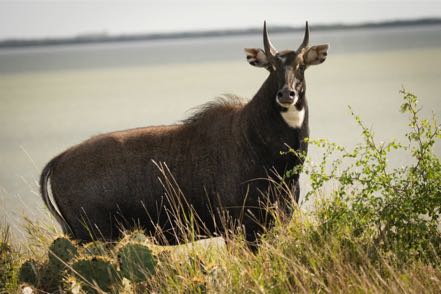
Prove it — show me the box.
[40,153,73,235]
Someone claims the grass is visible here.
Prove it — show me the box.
[1,208,440,293]
[1,90,440,293]
[143,209,441,293]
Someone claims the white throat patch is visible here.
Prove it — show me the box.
[280,105,305,128]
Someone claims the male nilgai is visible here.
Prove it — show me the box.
[40,22,328,245]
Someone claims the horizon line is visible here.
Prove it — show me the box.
[1,17,440,49]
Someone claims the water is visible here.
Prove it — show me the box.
[1,25,441,74]
[1,25,440,237]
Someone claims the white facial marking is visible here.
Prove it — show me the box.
[280,105,305,128]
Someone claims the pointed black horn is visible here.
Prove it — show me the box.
[298,21,310,51]
[263,21,277,59]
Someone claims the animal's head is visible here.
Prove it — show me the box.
[245,21,328,110]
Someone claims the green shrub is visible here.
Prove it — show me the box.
[0,226,18,292]
[296,89,441,265]
[0,242,16,291]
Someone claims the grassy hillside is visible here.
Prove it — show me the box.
[1,90,440,293]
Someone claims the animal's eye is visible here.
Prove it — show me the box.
[276,55,286,63]
[296,65,305,79]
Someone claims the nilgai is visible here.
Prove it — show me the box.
[40,22,328,246]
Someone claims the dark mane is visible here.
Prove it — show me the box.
[182,94,245,126]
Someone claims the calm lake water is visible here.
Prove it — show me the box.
[1,25,440,237]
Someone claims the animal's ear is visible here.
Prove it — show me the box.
[303,44,329,66]
[244,48,270,69]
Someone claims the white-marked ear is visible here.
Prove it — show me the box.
[303,44,329,66]
[244,48,270,69]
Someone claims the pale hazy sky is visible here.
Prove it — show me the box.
[0,0,440,40]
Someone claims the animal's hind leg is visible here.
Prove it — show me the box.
[65,208,120,243]
[242,216,266,253]
[293,180,301,204]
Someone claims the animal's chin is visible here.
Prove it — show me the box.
[276,99,295,110]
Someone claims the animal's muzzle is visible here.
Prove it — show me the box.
[276,87,296,105]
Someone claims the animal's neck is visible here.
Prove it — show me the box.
[244,74,278,124]
[246,73,308,124]
[240,73,308,156]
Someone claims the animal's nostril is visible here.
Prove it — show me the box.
[277,92,283,98]
[289,91,295,97]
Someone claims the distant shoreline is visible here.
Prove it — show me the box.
[1,18,440,49]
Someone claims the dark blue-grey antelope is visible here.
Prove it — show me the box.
[40,22,329,248]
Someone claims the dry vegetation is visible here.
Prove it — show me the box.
[1,90,440,293]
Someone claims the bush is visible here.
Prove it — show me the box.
[297,89,441,265]
[0,225,18,292]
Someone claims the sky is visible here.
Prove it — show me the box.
[0,0,440,40]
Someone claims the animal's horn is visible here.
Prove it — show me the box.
[263,21,277,59]
[298,21,310,51]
